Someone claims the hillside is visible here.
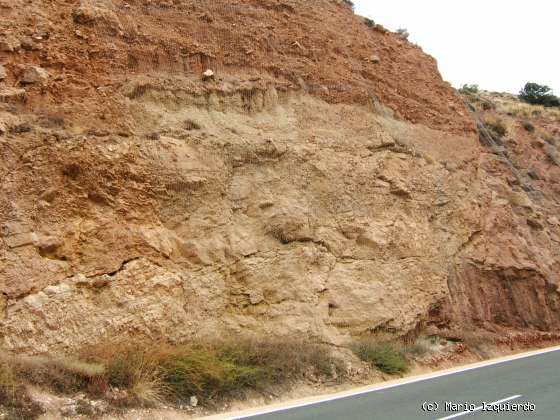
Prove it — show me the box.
[450,89,560,334]
[1,0,560,417]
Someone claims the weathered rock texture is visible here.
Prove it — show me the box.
[0,0,559,353]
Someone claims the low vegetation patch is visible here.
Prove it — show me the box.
[351,339,409,375]
[82,338,345,405]
[0,361,16,407]
[403,341,429,358]
[0,338,345,417]
[9,355,104,395]
[364,17,375,28]
[483,115,508,139]
[0,359,45,420]
[459,84,480,95]
[374,24,389,34]
[457,85,495,111]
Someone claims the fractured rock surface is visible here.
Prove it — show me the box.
[0,0,559,353]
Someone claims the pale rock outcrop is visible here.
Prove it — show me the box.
[0,91,485,352]
[21,66,49,84]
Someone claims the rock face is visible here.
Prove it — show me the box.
[444,92,560,335]
[0,1,559,354]
[0,92,481,352]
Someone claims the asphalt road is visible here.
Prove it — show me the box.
[238,349,560,420]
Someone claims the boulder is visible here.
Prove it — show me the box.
[0,87,27,103]
[21,66,49,84]
[202,69,215,80]
[0,34,20,52]
[72,4,122,35]
[21,37,40,51]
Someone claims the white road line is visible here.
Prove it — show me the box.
[437,395,523,420]
[203,346,560,419]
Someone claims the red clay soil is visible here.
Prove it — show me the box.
[0,0,475,135]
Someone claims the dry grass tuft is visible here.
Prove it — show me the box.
[483,115,508,140]
[130,363,168,407]
[494,97,560,122]
[80,341,167,406]
[0,359,44,420]
[0,360,16,401]
[6,354,104,395]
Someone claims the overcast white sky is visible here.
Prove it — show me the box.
[354,1,560,94]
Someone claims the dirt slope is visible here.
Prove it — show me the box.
[0,0,474,134]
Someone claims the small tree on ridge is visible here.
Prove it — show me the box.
[519,82,560,107]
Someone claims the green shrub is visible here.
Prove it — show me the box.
[220,339,342,382]
[396,28,409,40]
[352,340,409,375]
[459,84,479,95]
[519,82,560,107]
[341,0,354,9]
[159,348,264,399]
[374,24,388,33]
[364,17,375,28]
